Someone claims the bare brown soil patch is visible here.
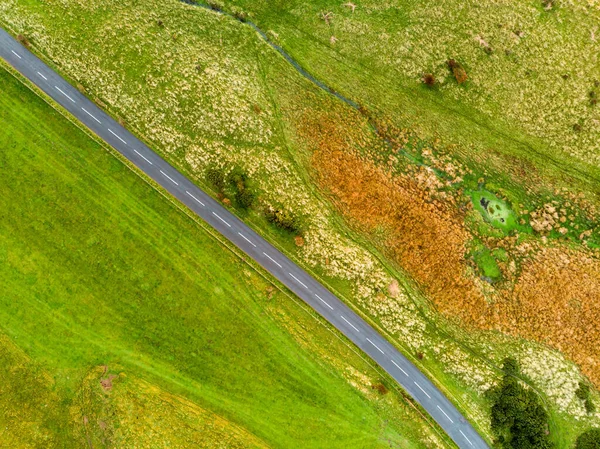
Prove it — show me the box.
[100,374,117,391]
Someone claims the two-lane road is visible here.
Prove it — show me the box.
[0,27,489,449]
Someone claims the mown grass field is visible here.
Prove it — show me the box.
[0,66,444,448]
[2,0,600,446]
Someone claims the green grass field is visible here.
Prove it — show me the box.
[224,0,600,193]
[2,0,600,446]
[0,66,444,448]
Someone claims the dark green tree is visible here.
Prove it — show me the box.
[206,167,225,191]
[575,429,600,449]
[486,358,553,449]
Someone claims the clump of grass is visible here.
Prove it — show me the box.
[371,382,389,395]
[16,33,31,48]
[421,73,436,87]
[447,59,468,84]
[206,0,223,12]
[231,7,249,22]
[589,90,597,106]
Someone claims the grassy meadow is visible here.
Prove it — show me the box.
[2,0,600,447]
[0,66,445,448]
[224,0,600,188]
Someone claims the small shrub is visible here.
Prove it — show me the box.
[371,382,388,395]
[206,167,225,191]
[208,167,256,210]
[232,9,248,22]
[264,206,301,233]
[235,189,254,209]
[576,382,591,401]
[157,19,164,27]
[16,34,31,48]
[576,382,596,414]
[422,73,436,87]
[575,428,600,449]
[502,356,520,375]
[585,398,596,414]
[486,357,552,449]
[447,59,468,84]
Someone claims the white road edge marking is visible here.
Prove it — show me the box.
[238,232,256,247]
[212,211,231,227]
[11,50,21,59]
[185,190,205,206]
[366,338,385,354]
[460,430,474,447]
[288,272,308,289]
[315,294,333,310]
[82,107,101,123]
[414,381,431,399]
[134,149,153,165]
[108,128,127,144]
[391,360,409,377]
[37,71,48,80]
[437,405,454,423]
[55,86,75,103]
[340,315,360,333]
[263,252,282,268]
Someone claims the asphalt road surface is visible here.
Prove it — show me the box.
[0,27,490,449]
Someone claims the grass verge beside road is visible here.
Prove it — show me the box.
[0,65,445,448]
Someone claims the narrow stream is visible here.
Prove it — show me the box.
[180,0,360,109]
[180,0,433,169]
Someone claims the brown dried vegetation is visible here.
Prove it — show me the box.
[303,113,488,325]
[301,110,600,387]
[509,247,600,386]
[447,59,468,84]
